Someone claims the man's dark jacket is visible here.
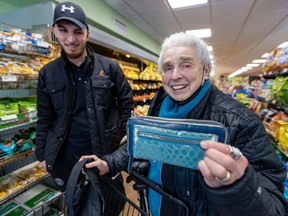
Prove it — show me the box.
[35,45,134,176]
[148,84,288,216]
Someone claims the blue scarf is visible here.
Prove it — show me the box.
[159,80,211,118]
[148,80,211,215]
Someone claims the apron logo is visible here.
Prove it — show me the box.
[61,5,75,13]
[99,70,105,76]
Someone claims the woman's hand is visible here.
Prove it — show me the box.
[198,140,248,188]
[79,155,110,176]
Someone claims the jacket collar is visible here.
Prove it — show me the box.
[61,43,95,78]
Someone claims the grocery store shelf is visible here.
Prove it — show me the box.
[266,129,288,159]
[0,173,50,205]
[0,119,37,133]
[0,89,36,98]
[0,149,35,169]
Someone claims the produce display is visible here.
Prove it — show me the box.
[128,80,162,91]
[278,120,288,153]
[139,66,161,81]
[123,68,139,80]
[271,76,288,105]
[134,105,150,116]
[262,45,288,75]
[122,64,162,115]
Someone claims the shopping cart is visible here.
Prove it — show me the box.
[23,166,188,216]
[127,160,189,216]
[23,172,149,216]
[23,193,66,216]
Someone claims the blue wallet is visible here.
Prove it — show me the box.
[127,116,228,172]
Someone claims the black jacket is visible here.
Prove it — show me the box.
[148,84,288,216]
[35,45,134,176]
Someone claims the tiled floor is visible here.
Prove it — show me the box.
[121,171,143,215]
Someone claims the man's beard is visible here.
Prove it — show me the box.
[65,51,83,59]
[63,43,86,59]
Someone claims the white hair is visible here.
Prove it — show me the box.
[158,32,212,71]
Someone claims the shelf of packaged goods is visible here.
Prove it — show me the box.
[0,148,35,169]
[266,129,288,158]
[263,68,288,79]
[0,172,50,205]
[0,88,36,98]
[0,119,37,133]
[0,49,52,60]
[265,102,288,115]
[251,95,288,115]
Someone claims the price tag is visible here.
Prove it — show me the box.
[29,111,37,118]
[1,75,17,82]
[37,40,50,48]
[1,114,18,121]
[29,111,37,122]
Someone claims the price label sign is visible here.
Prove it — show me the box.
[29,111,38,122]
[1,75,17,82]
[1,114,18,121]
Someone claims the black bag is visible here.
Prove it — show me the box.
[65,159,104,216]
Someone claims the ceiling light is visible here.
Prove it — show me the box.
[228,70,243,78]
[168,0,208,9]
[277,41,288,48]
[186,28,211,38]
[242,67,252,70]
[261,53,269,58]
[252,59,267,63]
[246,64,259,67]
[207,46,213,52]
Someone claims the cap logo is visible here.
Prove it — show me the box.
[61,5,75,13]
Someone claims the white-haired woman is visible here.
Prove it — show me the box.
[146,32,288,216]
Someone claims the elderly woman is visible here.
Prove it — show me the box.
[146,32,288,215]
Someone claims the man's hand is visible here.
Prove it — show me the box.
[79,155,110,176]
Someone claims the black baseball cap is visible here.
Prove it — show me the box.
[53,2,88,29]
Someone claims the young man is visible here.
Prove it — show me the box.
[35,2,134,213]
